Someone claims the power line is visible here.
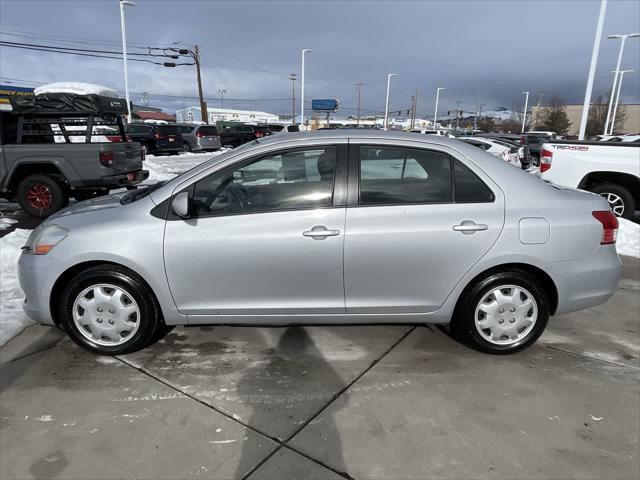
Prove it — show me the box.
[0,28,169,50]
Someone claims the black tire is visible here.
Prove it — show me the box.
[451,270,550,354]
[73,189,109,202]
[60,265,164,355]
[183,142,192,153]
[16,174,68,218]
[588,183,636,220]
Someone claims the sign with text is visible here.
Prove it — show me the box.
[312,99,339,112]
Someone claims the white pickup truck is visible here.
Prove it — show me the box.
[540,140,639,219]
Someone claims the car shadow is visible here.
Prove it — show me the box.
[234,326,349,478]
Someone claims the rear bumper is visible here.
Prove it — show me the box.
[95,169,149,188]
[546,245,621,316]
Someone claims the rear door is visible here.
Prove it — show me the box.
[343,142,504,314]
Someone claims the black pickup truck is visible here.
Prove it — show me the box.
[220,124,263,147]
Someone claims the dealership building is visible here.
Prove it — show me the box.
[176,106,279,125]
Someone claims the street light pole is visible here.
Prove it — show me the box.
[610,69,634,134]
[578,0,608,140]
[384,73,397,130]
[604,33,640,134]
[218,89,226,109]
[289,73,297,124]
[119,0,135,122]
[521,91,529,133]
[355,82,364,126]
[300,49,312,128]
[434,87,444,130]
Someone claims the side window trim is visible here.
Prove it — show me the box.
[188,144,346,220]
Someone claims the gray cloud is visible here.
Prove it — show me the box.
[1,0,639,117]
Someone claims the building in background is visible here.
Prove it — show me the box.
[131,104,175,123]
[176,107,279,125]
[531,104,639,136]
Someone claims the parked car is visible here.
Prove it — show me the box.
[220,124,262,147]
[458,137,521,167]
[0,104,147,218]
[273,124,301,134]
[19,131,620,356]
[125,124,183,155]
[521,132,554,165]
[540,139,640,219]
[176,124,221,152]
[410,129,454,137]
[475,133,532,168]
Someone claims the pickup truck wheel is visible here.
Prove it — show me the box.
[589,183,635,219]
[16,174,68,218]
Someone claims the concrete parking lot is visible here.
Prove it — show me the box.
[1,257,638,480]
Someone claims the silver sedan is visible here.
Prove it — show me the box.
[18,131,621,355]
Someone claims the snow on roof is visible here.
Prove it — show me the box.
[34,82,119,98]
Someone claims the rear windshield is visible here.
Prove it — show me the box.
[157,125,180,136]
[126,124,153,134]
[197,126,218,135]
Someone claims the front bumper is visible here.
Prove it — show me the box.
[547,245,622,316]
[18,251,62,325]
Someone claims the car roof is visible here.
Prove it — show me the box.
[253,129,464,148]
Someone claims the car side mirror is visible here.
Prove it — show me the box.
[171,191,191,218]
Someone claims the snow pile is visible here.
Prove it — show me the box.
[0,229,34,345]
[34,82,119,98]
[618,219,640,258]
[144,150,228,183]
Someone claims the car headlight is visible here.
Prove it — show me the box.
[30,225,69,255]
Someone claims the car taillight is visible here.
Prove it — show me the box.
[255,131,264,138]
[592,211,619,245]
[520,135,525,145]
[540,147,553,173]
[155,133,166,140]
[196,131,205,138]
[106,135,122,142]
[99,151,114,167]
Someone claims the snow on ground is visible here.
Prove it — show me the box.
[144,150,228,183]
[618,219,640,258]
[1,229,34,345]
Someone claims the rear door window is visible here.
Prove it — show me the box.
[359,146,452,205]
[197,126,218,136]
[126,124,153,135]
[157,125,180,136]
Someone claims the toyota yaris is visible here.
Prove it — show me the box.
[18,131,621,355]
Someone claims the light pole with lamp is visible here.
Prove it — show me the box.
[300,49,312,128]
[433,87,445,130]
[610,69,634,134]
[119,0,135,121]
[604,33,640,134]
[383,73,397,130]
[521,91,529,133]
[218,89,226,109]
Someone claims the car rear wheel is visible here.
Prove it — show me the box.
[183,142,192,152]
[60,265,164,355]
[452,271,550,354]
[588,183,635,220]
[16,174,68,218]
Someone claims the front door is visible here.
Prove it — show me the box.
[344,144,504,313]
[164,144,347,319]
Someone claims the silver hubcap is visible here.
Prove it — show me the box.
[599,192,625,217]
[72,284,141,346]
[474,285,538,346]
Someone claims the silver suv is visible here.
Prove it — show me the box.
[18,131,621,355]
[176,124,221,152]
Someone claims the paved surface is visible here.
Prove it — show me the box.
[1,257,638,479]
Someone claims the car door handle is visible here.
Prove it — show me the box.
[303,226,340,238]
[453,221,488,234]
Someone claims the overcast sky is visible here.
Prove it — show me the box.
[1,0,639,118]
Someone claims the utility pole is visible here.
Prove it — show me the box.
[410,90,418,129]
[355,82,364,126]
[455,101,461,132]
[533,90,544,129]
[290,73,297,124]
[119,0,135,121]
[192,45,208,123]
[141,92,149,107]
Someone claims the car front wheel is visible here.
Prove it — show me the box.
[60,265,164,355]
[452,271,550,354]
